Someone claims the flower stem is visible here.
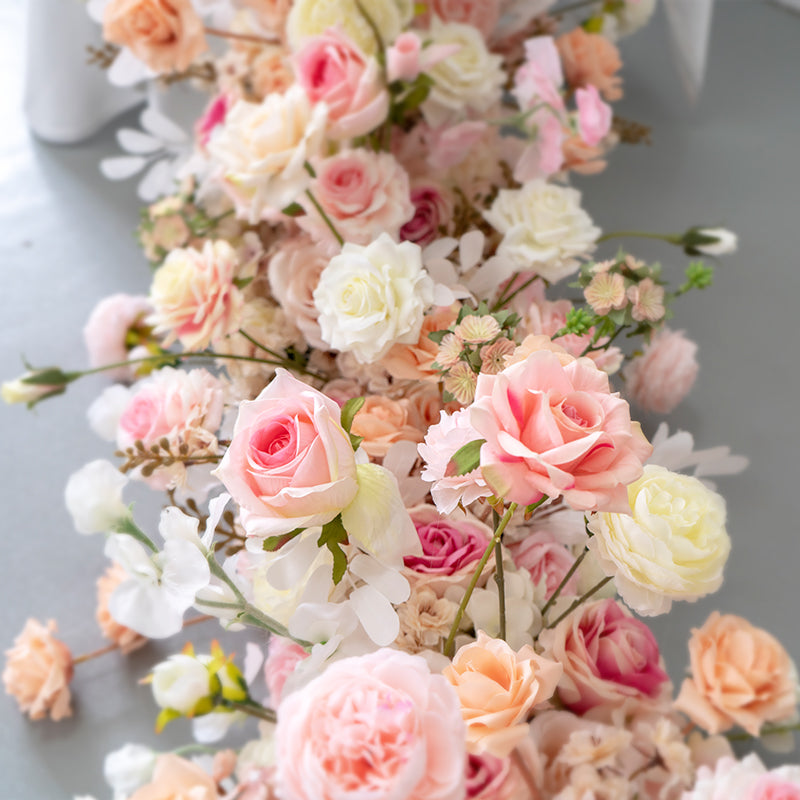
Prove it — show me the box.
[540,548,588,618]
[596,231,683,245]
[443,503,517,658]
[223,699,277,724]
[492,509,507,642]
[543,575,612,630]
[304,188,344,246]
[73,642,119,666]
[726,722,800,742]
[114,516,158,552]
[238,330,328,381]
[203,26,279,46]
[492,273,540,311]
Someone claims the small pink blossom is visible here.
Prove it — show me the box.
[444,362,478,405]
[625,328,699,414]
[196,93,232,149]
[513,36,565,113]
[575,84,613,146]
[480,339,516,376]
[627,277,665,322]
[387,31,422,82]
[436,333,465,369]
[294,28,388,140]
[264,636,308,705]
[584,271,627,315]
[456,315,501,344]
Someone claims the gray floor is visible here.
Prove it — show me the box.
[2,2,800,797]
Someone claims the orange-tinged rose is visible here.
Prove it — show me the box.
[674,612,799,736]
[350,395,424,459]
[556,28,623,102]
[103,0,207,74]
[443,631,562,758]
[129,754,218,800]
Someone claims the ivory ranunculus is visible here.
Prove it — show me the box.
[589,465,731,616]
[313,234,435,364]
[214,370,359,537]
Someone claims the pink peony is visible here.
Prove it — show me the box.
[470,350,652,512]
[575,84,612,146]
[294,28,388,140]
[214,369,359,537]
[264,636,308,705]
[624,328,699,414]
[539,598,671,715]
[508,532,578,602]
[83,293,152,382]
[299,149,414,247]
[400,183,452,247]
[276,648,466,800]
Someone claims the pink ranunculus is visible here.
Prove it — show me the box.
[469,350,652,512]
[400,183,453,247]
[276,648,466,800]
[196,93,232,149]
[83,293,152,382]
[624,328,699,414]
[298,149,414,247]
[387,32,422,83]
[508,532,579,602]
[575,84,612,146]
[264,636,309,705]
[539,598,671,715]
[214,369,359,538]
[294,28,389,140]
[417,0,501,38]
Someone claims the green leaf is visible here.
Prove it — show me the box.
[233,276,253,290]
[427,329,449,345]
[447,439,485,477]
[262,528,303,552]
[317,515,349,584]
[349,433,364,452]
[20,367,75,386]
[155,708,182,733]
[341,396,365,434]
[281,202,304,217]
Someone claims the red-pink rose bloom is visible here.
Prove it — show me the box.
[400,183,452,247]
[469,350,652,512]
[294,28,389,140]
[508,531,578,602]
[214,369,359,537]
[299,150,414,247]
[539,598,671,715]
[264,635,309,705]
[624,328,699,414]
[276,648,466,800]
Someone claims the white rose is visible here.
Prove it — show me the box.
[313,233,434,363]
[588,465,730,616]
[484,181,601,282]
[65,460,131,535]
[286,0,410,55]
[151,654,213,714]
[421,19,505,127]
[208,86,327,223]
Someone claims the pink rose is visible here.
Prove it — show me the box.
[196,93,232,149]
[387,32,422,83]
[276,648,466,800]
[83,293,152,382]
[400,183,453,247]
[299,150,414,247]
[466,754,520,800]
[214,369,359,537]
[539,598,670,715]
[264,636,308,705]
[469,350,652,512]
[624,328,699,414]
[512,114,565,182]
[684,754,800,800]
[513,36,565,113]
[417,0,501,37]
[508,532,578,602]
[575,84,612,146]
[294,28,389,140]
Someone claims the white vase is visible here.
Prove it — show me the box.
[24,0,142,144]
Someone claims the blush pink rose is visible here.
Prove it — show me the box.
[128,754,217,800]
[465,754,522,800]
[539,598,670,715]
[575,84,612,146]
[624,328,699,414]
[294,28,389,140]
[214,369,359,537]
[264,636,309,705]
[83,293,152,382]
[508,532,578,602]
[469,350,652,512]
[400,183,453,247]
[276,648,466,800]
[513,36,565,113]
[299,150,414,246]
[417,0,501,37]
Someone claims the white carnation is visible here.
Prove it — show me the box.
[484,181,600,282]
[313,233,434,363]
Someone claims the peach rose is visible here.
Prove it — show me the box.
[556,28,623,101]
[214,369,359,537]
[3,618,73,721]
[674,612,799,736]
[249,47,295,101]
[129,754,218,800]
[103,0,207,74]
[443,631,562,758]
[96,563,148,655]
[350,394,424,459]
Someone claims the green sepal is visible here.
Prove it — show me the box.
[262,528,303,552]
[20,366,78,386]
[447,439,485,477]
[341,396,365,434]
[233,276,254,290]
[155,708,182,733]
[427,329,449,345]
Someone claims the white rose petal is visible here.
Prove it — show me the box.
[103,744,156,798]
[65,460,130,535]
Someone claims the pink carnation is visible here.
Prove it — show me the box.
[294,28,388,140]
[624,328,699,414]
[469,350,652,512]
[264,636,308,705]
[299,149,414,247]
[276,648,466,800]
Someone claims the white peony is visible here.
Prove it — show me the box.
[208,86,328,223]
[484,181,600,282]
[64,460,131,535]
[313,233,434,363]
[588,465,730,616]
[421,19,505,127]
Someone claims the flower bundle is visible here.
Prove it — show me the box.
[5,1,797,798]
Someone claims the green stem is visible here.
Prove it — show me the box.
[238,330,327,381]
[553,0,602,14]
[223,699,277,724]
[540,548,588,617]
[543,575,612,630]
[304,188,344,246]
[113,516,158,552]
[726,722,800,742]
[492,274,540,312]
[492,509,507,643]
[443,503,517,658]
[579,324,628,357]
[596,231,683,245]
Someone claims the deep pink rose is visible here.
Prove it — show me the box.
[276,649,466,800]
[214,369,359,537]
[294,28,388,139]
[469,350,652,512]
[400,183,452,246]
[540,598,670,715]
[508,532,578,602]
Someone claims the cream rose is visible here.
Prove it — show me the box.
[484,181,600,283]
[421,19,505,127]
[313,233,435,364]
[208,86,328,223]
[588,465,731,616]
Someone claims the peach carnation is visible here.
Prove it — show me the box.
[96,563,148,655]
[556,28,623,101]
[3,618,74,721]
